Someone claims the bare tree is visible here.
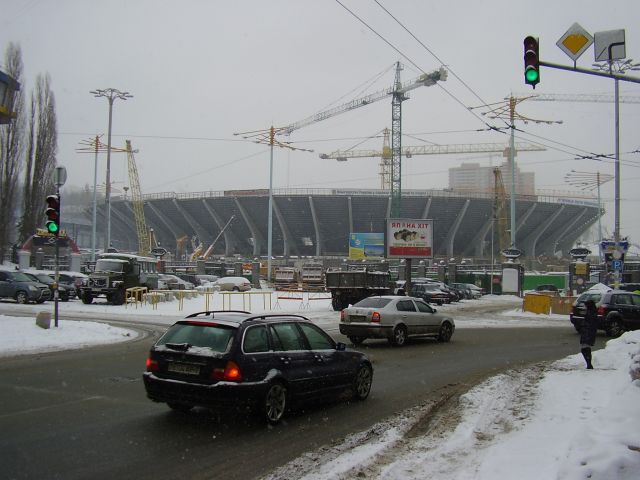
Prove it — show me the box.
[0,42,25,262]
[19,73,57,243]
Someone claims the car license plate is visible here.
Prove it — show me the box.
[350,315,366,322]
[167,363,200,375]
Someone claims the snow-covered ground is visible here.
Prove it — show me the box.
[1,292,639,479]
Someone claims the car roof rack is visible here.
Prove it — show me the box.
[243,313,309,323]
[184,310,251,318]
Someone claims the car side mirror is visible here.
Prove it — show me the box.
[336,342,346,351]
[432,308,437,313]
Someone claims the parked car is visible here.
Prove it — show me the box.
[54,272,86,299]
[339,295,455,346]
[411,283,450,305]
[215,276,252,292]
[451,283,473,300]
[535,284,559,293]
[464,283,485,298]
[0,269,51,304]
[195,274,219,286]
[23,272,71,302]
[570,289,640,337]
[143,311,373,424]
[158,274,195,290]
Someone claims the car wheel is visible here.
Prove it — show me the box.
[605,318,625,338]
[331,297,342,311]
[167,402,193,413]
[232,286,240,292]
[353,364,373,400]
[264,382,287,424]
[61,294,69,302]
[36,299,46,304]
[438,322,454,343]
[15,291,29,304]
[389,325,407,347]
[81,292,93,304]
[348,336,365,346]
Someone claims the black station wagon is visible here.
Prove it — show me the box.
[143,311,373,424]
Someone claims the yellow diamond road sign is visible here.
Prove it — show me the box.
[557,23,593,62]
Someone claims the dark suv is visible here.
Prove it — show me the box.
[143,311,373,424]
[570,290,640,337]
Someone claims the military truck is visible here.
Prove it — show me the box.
[325,268,392,310]
[80,253,159,305]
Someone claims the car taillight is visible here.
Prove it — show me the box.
[340,310,345,321]
[146,357,159,372]
[597,306,606,316]
[371,311,381,323]
[212,360,243,382]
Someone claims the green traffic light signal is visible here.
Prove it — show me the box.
[45,194,60,236]
[525,67,539,83]
[523,35,540,88]
[46,219,59,234]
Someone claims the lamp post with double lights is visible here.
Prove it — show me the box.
[89,88,132,250]
[564,169,614,261]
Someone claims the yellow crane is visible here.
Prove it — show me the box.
[493,168,509,252]
[320,128,546,190]
[125,140,151,255]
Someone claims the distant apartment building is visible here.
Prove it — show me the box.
[448,161,535,196]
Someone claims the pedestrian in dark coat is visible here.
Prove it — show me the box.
[580,299,598,369]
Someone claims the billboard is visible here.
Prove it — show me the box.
[349,233,385,260]
[386,218,433,259]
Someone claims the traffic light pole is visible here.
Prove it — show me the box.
[539,60,640,84]
[53,187,60,328]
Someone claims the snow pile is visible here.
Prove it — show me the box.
[265,331,640,480]
[0,314,137,357]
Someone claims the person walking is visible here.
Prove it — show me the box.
[580,299,598,369]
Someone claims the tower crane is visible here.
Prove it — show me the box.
[279,62,447,216]
[319,127,546,190]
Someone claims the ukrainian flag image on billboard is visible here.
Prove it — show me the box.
[349,233,385,259]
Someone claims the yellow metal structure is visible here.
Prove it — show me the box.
[176,235,189,260]
[125,140,150,255]
[493,167,509,252]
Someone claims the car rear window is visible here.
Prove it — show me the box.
[157,323,235,353]
[577,292,602,303]
[354,297,392,308]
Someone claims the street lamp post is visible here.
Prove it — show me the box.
[90,88,132,250]
[564,170,614,261]
[592,58,640,284]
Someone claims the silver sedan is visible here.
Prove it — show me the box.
[339,295,455,347]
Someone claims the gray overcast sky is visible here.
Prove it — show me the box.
[2,0,640,244]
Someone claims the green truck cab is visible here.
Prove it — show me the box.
[80,253,159,305]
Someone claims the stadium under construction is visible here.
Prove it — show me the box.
[98,187,601,263]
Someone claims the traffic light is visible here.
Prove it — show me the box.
[45,194,60,235]
[523,36,540,88]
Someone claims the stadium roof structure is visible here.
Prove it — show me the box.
[96,188,601,261]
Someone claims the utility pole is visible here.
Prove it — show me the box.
[473,96,561,250]
[233,127,312,283]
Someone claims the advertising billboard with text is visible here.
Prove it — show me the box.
[386,218,433,259]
